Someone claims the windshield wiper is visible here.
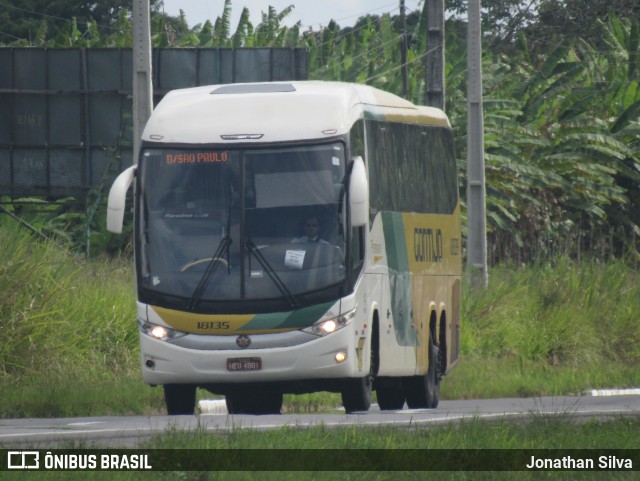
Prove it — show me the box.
[246,239,299,308]
[186,235,232,311]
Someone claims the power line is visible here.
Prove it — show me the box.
[302,7,410,54]
[345,34,407,81]
[363,44,440,83]
[0,0,74,25]
[311,33,404,79]
[299,2,399,30]
[0,30,23,41]
[0,0,128,41]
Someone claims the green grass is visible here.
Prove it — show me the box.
[0,221,137,376]
[0,219,639,417]
[442,358,640,400]
[143,415,640,449]
[454,258,640,399]
[462,259,640,365]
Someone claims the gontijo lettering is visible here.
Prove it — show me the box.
[414,227,443,263]
[165,151,228,165]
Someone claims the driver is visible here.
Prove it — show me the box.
[291,216,330,245]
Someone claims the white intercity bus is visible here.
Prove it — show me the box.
[107,81,461,415]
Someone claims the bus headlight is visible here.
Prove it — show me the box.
[140,321,186,341]
[302,309,355,337]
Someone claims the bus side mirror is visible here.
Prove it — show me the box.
[107,165,136,234]
[349,156,369,227]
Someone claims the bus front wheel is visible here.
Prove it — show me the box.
[341,374,373,413]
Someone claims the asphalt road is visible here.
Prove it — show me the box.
[1,393,638,447]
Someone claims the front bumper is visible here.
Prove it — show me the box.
[139,323,364,386]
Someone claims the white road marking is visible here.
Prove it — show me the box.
[199,399,228,415]
[590,388,640,396]
[67,422,107,426]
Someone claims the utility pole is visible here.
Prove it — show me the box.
[132,0,153,164]
[466,0,488,289]
[400,0,408,99]
[425,0,445,110]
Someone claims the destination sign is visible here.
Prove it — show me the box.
[165,151,228,165]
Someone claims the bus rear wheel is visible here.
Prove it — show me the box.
[225,386,283,415]
[164,384,197,415]
[403,334,440,409]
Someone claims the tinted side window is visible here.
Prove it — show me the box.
[366,120,458,214]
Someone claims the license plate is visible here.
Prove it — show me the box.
[227,357,262,371]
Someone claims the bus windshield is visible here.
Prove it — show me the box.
[138,143,347,310]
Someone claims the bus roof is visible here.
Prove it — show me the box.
[142,81,451,145]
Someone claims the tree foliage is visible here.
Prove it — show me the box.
[0,0,163,45]
[1,0,639,262]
